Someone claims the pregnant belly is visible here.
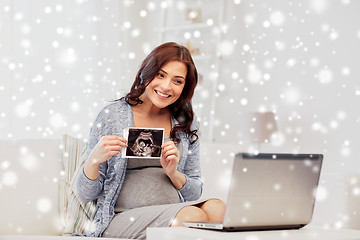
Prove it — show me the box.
[114,167,181,212]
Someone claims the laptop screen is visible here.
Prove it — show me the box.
[223,153,323,229]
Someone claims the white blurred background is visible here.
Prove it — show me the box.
[2,0,359,169]
[1,0,360,229]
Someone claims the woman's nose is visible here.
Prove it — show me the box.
[160,78,172,90]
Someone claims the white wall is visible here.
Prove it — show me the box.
[212,1,360,172]
[0,0,149,140]
[142,0,360,172]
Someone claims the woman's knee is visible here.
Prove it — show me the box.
[171,206,208,227]
[202,199,226,209]
[200,199,226,221]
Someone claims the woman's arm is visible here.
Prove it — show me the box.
[161,117,202,201]
[75,111,105,203]
[177,116,203,201]
[75,107,127,203]
[160,137,202,201]
[178,137,203,201]
[76,160,106,203]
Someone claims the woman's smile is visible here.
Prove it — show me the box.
[155,90,171,99]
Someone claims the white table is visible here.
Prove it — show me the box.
[0,236,131,240]
[146,226,360,240]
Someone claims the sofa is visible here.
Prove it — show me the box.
[0,135,130,240]
[1,134,360,239]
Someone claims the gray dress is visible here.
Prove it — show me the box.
[102,138,204,240]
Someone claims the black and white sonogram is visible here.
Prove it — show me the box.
[122,128,164,159]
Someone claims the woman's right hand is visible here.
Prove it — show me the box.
[89,136,128,165]
[85,136,127,180]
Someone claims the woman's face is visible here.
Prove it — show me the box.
[144,61,187,109]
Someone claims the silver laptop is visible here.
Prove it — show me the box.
[184,152,323,231]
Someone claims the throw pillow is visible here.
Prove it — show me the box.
[59,134,97,235]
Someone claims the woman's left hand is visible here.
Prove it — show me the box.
[160,141,180,177]
[160,141,186,189]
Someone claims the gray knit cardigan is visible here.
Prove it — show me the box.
[75,99,202,237]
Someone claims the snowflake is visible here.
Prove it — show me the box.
[49,113,67,129]
[19,147,39,171]
[315,185,328,202]
[15,99,34,118]
[341,67,350,76]
[37,197,52,214]
[219,40,234,56]
[309,0,329,14]
[317,68,333,84]
[2,171,18,186]
[281,87,301,105]
[58,48,77,65]
[269,11,285,26]
[247,64,262,84]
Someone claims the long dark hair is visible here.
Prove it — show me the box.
[120,42,199,144]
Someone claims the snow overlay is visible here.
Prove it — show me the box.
[1,0,360,235]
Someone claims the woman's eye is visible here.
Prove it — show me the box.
[174,79,184,85]
[157,73,164,78]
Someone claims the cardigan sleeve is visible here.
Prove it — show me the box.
[75,108,108,203]
[178,118,203,201]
